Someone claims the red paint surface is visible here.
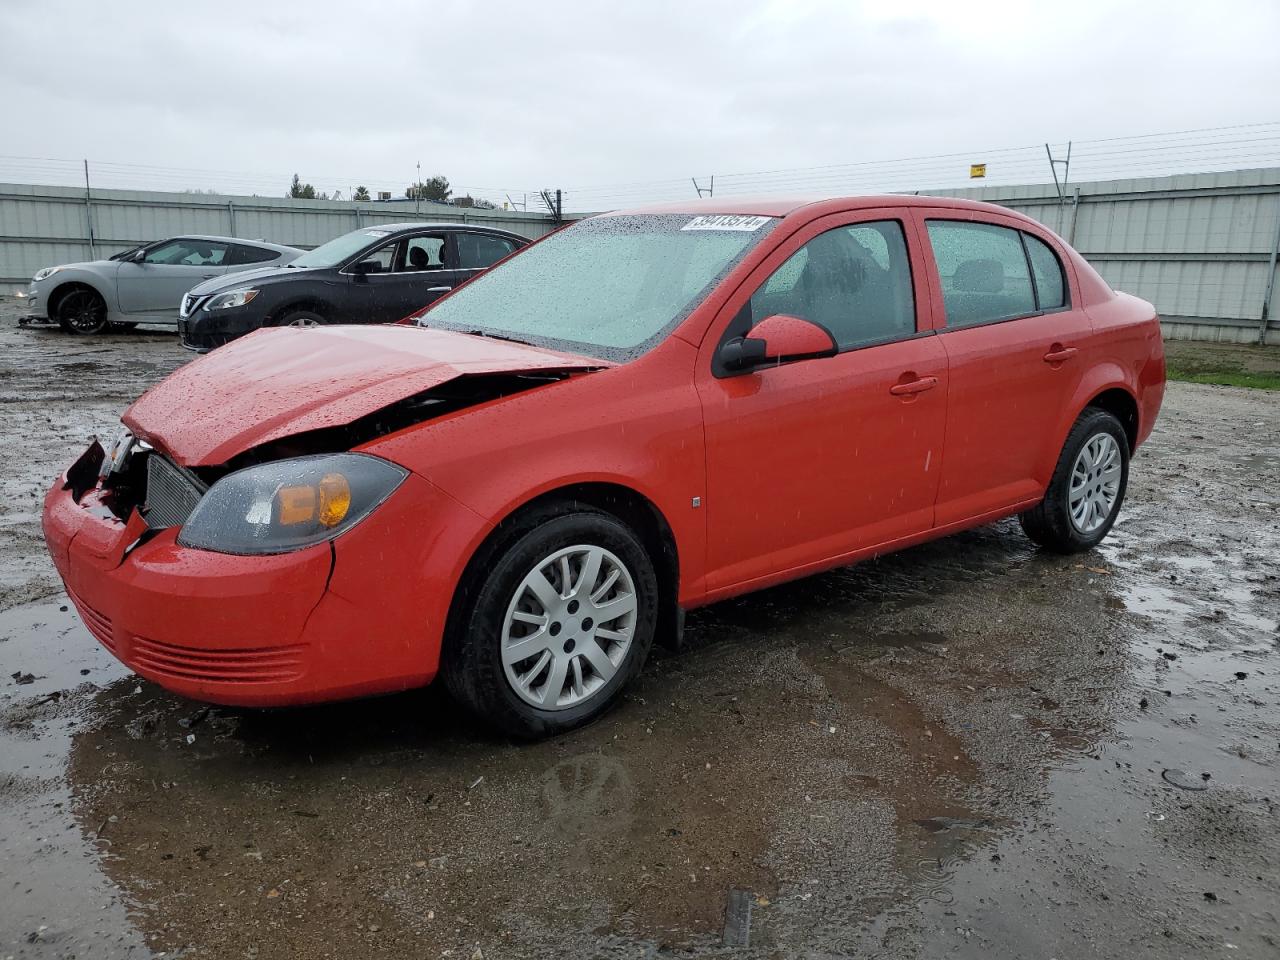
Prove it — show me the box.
[44,196,1165,706]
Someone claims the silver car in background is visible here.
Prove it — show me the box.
[21,235,302,334]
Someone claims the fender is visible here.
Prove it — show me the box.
[1036,362,1137,484]
[47,274,120,317]
[360,342,709,608]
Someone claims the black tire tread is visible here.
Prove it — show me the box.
[1020,407,1129,554]
[441,503,658,739]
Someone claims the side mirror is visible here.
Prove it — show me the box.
[351,259,380,277]
[131,249,148,264]
[719,314,838,372]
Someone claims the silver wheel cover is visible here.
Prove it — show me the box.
[1069,432,1122,534]
[501,544,638,711]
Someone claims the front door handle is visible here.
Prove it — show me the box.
[1043,345,1078,363]
[889,376,939,397]
[426,286,452,293]
[201,274,215,279]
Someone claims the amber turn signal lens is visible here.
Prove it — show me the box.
[276,484,317,525]
[317,472,351,528]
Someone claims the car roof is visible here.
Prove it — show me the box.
[355,222,526,235]
[602,194,1026,222]
[178,235,300,253]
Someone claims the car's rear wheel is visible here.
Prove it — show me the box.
[278,309,324,327]
[443,506,659,739]
[53,287,108,334]
[1020,407,1129,553]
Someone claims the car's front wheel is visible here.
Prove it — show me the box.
[53,287,109,334]
[444,506,658,738]
[1020,407,1130,553]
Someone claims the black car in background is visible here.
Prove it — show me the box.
[177,222,529,350]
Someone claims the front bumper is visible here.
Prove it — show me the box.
[15,284,43,314]
[41,462,467,707]
[178,303,262,352]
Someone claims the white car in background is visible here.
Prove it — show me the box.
[21,235,302,334]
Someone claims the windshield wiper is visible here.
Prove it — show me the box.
[466,329,531,346]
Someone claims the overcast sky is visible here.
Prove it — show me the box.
[2,0,1277,206]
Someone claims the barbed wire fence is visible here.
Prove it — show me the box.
[1,121,1277,213]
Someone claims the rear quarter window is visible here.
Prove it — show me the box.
[229,244,283,266]
[1024,233,1067,310]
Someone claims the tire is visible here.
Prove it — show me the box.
[443,505,659,739]
[53,287,109,334]
[276,309,325,327]
[1020,407,1129,553]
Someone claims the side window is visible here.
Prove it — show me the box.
[456,232,517,270]
[228,244,281,266]
[1024,233,1066,310]
[925,220,1036,328]
[143,239,228,266]
[404,235,446,271]
[354,240,397,274]
[748,220,916,350]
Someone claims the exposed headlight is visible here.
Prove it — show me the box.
[32,266,63,282]
[177,454,408,555]
[204,288,259,311]
[99,426,134,478]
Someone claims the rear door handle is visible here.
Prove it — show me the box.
[426,286,452,292]
[201,274,215,279]
[889,376,939,397]
[1043,346,1078,363]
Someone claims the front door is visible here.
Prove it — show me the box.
[116,238,231,316]
[914,212,1093,525]
[696,212,948,594]
[348,233,459,323]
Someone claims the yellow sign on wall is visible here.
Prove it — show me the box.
[970,163,987,179]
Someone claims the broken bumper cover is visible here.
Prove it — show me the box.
[41,468,461,707]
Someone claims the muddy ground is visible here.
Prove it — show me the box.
[1,301,1277,959]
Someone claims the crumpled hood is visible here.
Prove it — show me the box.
[123,325,611,466]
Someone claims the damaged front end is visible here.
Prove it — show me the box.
[91,369,580,538]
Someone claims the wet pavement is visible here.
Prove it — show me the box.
[1,303,1277,958]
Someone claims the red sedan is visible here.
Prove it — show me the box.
[42,196,1165,737]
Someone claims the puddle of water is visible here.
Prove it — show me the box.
[0,599,148,958]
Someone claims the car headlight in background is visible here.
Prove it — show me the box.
[204,288,259,311]
[32,266,63,282]
[177,454,408,555]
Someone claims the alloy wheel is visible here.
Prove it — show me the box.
[60,291,107,333]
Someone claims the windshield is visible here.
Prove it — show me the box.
[289,228,392,269]
[419,213,777,360]
[108,241,149,262]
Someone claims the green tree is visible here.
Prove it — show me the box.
[288,173,318,199]
[405,175,451,203]
[353,185,371,201]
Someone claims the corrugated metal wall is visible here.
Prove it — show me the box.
[0,181,562,293]
[933,167,1280,343]
[4,170,1280,342]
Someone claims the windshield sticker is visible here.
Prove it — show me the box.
[363,229,391,238]
[681,215,772,232]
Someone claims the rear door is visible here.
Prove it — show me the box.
[697,210,948,593]
[913,211,1092,525]
[454,231,522,286]
[116,239,231,315]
